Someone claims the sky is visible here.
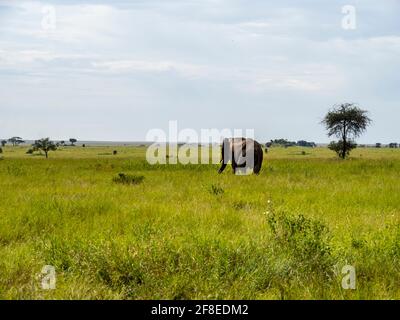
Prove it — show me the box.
[0,0,399,143]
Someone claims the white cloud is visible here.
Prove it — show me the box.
[0,2,120,44]
[91,59,209,78]
[238,21,272,28]
[0,49,88,65]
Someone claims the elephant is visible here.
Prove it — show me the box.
[218,138,263,175]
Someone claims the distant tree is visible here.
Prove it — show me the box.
[8,137,25,146]
[322,103,372,159]
[0,147,2,154]
[32,138,57,159]
[1,140,7,147]
[297,140,307,147]
[69,138,77,146]
[297,140,317,148]
[375,143,382,148]
[60,140,65,146]
[269,139,296,148]
[389,143,398,149]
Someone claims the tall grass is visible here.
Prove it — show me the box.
[0,146,399,299]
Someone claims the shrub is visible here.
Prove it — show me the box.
[113,150,118,155]
[233,200,248,210]
[266,211,333,275]
[210,184,224,195]
[113,173,144,185]
[0,147,2,154]
[328,140,357,159]
[26,149,34,154]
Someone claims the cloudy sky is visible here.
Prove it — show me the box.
[0,0,399,143]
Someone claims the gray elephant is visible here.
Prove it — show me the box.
[218,138,263,174]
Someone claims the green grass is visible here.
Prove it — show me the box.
[0,145,399,299]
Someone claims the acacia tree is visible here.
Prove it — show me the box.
[322,103,372,159]
[8,137,24,146]
[69,138,77,146]
[32,138,57,159]
[1,140,7,147]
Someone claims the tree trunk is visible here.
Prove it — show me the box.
[342,138,346,159]
[342,121,347,159]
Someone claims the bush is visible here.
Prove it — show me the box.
[113,173,144,185]
[266,211,333,275]
[210,184,224,195]
[113,150,118,155]
[328,140,357,159]
[0,147,2,154]
[26,148,34,154]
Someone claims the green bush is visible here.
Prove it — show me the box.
[210,184,224,195]
[266,211,333,276]
[113,173,144,185]
[328,140,357,159]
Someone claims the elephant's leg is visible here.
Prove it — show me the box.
[219,138,231,174]
[218,163,227,174]
[253,148,263,174]
[253,162,261,174]
[231,161,237,174]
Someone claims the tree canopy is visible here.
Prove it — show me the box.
[8,137,25,146]
[322,103,372,159]
[32,138,57,159]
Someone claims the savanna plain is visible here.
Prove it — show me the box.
[0,145,399,299]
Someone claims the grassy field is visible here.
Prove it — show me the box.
[0,145,399,299]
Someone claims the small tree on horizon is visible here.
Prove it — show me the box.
[8,137,25,146]
[69,138,77,146]
[322,103,372,159]
[32,138,57,159]
[1,140,7,147]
